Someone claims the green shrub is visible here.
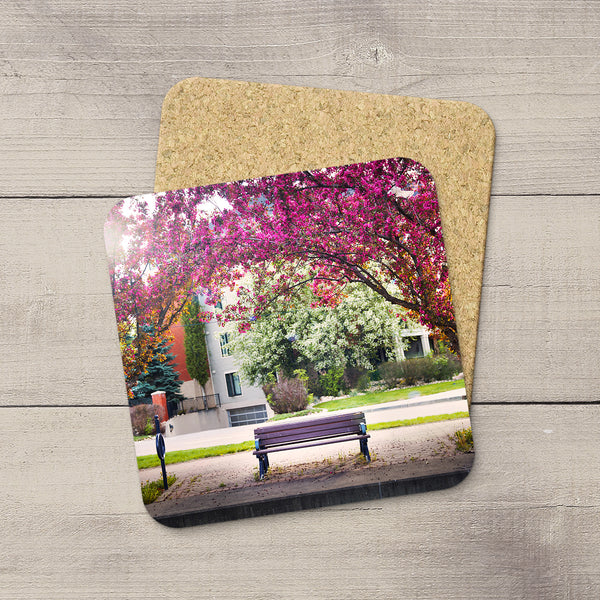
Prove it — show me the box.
[318,367,345,397]
[129,404,167,436]
[401,357,431,385]
[143,418,155,436]
[433,353,462,380]
[368,368,382,382]
[141,474,176,504]
[379,361,404,389]
[378,354,462,389]
[453,427,474,453]
[341,366,367,392]
[263,375,309,414]
[356,373,371,392]
[304,366,322,397]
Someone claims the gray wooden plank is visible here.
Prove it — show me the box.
[2,2,599,597]
[2,195,599,406]
[0,403,598,598]
[474,195,600,403]
[0,1,598,197]
[0,198,127,407]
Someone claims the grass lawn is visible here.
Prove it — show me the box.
[367,411,469,431]
[140,474,177,504]
[314,378,465,412]
[269,408,324,421]
[136,410,469,469]
[137,440,255,470]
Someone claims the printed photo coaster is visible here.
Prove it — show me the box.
[106,156,476,525]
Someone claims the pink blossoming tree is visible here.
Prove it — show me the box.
[105,157,458,391]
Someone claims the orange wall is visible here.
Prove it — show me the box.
[169,322,191,382]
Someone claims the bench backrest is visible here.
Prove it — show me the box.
[254,412,366,449]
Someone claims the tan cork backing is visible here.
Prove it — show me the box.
[155,78,496,400]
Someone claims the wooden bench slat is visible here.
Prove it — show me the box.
[257,424,367,447]
[253,434,370,455]
[255,419,365,438]
[252,411,371,479]
[253,412,366,435]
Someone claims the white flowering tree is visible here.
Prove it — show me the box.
[230,283,417,386]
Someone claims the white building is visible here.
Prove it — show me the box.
[167,292,434,436]
[166,293,274,436]
[398,328,432,359]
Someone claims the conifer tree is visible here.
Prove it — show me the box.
[131,340,184,406]
[182,296,210,386]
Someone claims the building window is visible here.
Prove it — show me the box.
[403,336,424,359]
[225,372,242,397]
[220,332,232,356]
[227,405,268,427]
[215,299,223,310]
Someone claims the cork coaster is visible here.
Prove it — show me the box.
[154,78,495,400]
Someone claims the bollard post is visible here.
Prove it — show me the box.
[154,414,168,490]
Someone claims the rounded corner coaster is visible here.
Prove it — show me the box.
[155,78,496,402]
[105,156,475,526]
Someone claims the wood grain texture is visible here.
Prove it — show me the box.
[1,404,599,599]
[1,1,599,598]
[0,1,598,197]
[0,198,127,407]
[474,195,600,403]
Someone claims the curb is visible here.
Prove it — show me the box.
[153,468,471,527]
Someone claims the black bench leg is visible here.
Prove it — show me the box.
[258,455,269,480]
[360,439,371,463]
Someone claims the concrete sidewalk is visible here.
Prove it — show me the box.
[135,387,467,456]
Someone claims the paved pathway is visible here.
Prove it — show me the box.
[135,387,467,456]
[144,417,474,521]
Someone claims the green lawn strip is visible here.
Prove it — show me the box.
[137,411,470,469]
[137,440,255,469]
[314,378,465,412]
[367,411,470,431]
[141,474,177,504]
[269,408,325,421]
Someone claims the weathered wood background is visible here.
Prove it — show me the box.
[1,2,599,598]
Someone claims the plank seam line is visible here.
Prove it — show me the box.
[1,193,599,200]
[0,195,138,200]
[0,404,128,409]
[472,401,600,405]
[491,193,600,198]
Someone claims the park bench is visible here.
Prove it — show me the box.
[253,412,371,479]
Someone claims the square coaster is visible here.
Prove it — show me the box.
[154,78,496,399]
[106,156,476,525]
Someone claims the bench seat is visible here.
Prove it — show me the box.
[253,412,371,479]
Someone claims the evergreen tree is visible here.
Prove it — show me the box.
[182,295,210,386]
[131,339,184,406]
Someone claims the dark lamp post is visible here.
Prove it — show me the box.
[154,414,168,490]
